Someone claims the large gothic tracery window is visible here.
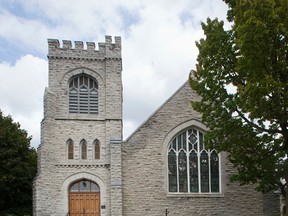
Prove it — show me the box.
[168,128,220,193]
[69,74,98,114]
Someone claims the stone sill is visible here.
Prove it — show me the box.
[55,116,122,122]
[167,193,224,198]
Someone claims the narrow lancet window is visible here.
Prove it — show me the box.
[67,139,74,159]
[93,139,100,159]
[80,139,87,160]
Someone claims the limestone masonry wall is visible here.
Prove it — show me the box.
[122,82,279,216]
[33,36,123,216]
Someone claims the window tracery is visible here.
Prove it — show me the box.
[68,74,98,114]
[168,128,220,193]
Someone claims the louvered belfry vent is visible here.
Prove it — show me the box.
[69,74,98,114]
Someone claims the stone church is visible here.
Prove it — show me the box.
[33,36,280,216]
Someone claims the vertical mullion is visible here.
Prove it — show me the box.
[77,77,80,113]
[197,130,201,193]
[176,138,179,193]
[186,131,190,193]
[208,150,211,193]
[218,153,222,193]
[167,151,169,193]
[87,78,90,113]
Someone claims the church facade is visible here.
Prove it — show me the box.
[33,36,280,216]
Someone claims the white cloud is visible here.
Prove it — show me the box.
[0,0,228,147]
[0,55,48,147]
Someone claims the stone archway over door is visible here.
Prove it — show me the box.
[69,179,100,216]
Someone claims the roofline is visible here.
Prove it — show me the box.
[124,79,190,142]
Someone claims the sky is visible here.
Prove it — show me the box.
[0,0,228,148]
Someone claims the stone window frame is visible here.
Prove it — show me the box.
[66,138,74,160]
[68,73,99,114]
[60,67,105,120]
[93,139,100,160]
[80,139,87,160]
[162,119,224,198]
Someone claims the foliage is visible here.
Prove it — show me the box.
[191,0,288,209]
[0,111,37,215]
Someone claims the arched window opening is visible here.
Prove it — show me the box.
[69,74,98,114]
[167,128,220,193]
[80,139,87,160]
[93,139,100,160]
[67,139,74,159]
[70,179,100,192]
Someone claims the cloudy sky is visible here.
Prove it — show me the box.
[0,0,228,148]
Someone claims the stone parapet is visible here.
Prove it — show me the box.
[47,36,121,60]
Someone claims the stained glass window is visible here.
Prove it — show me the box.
[210,151,220,192]
[167,128,220,193]
[189,151,198,192]
[178,150,188,192]
[168,150,177,192]
[200,151,209,192]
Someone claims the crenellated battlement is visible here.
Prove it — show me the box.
[47,35,121,60]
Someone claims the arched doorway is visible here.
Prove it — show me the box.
[69,179,100,216]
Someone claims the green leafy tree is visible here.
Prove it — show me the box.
[191,0,288,214]
[0,111,37,215]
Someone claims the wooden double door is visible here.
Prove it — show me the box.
[69,179,100,215]
[69,192,100,216]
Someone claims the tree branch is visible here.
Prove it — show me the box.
[235,108,281,134]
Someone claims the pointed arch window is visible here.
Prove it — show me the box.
[80,139,87,160]
[93,139,100,160]
[167,128,220,193]
[69,74,98,114]
[67,139,74,159]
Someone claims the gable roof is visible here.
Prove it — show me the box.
[124,79,191,142]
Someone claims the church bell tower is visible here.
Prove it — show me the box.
[33,36,123,216]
